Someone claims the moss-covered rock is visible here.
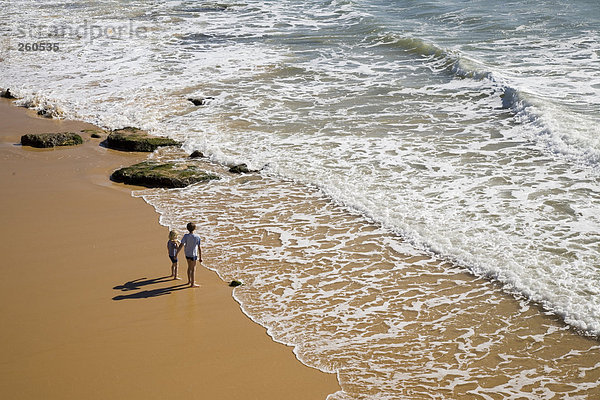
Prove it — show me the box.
[189,150,205,158]
[21,132,83,148]
[105,127,180,152]
[111,161,220,188]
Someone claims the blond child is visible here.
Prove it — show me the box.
[167,230,181,279]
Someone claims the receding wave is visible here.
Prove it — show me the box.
[13,94,66,119]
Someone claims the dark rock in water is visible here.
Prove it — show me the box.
[105,127,180,152]
[111,161,220,188]
[21,132,83,148]
[189,4,229,12]
[228,163,251,174]
[189,150,205,158]
[228,163,259,174]
[1,88,15,99]
[82,129,105,139]
[229,280,243,287]
[188,97,214,106]
[37,109,53,118]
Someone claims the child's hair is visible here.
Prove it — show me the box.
[186,222,196,232]
[169,230,178,240]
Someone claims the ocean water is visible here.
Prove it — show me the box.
[2,0,600,398]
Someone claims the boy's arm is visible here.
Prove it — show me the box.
[176,242,183,255]
[198,244,202,262]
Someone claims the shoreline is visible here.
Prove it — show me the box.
[0,98,340,399]
[3,94,600,398]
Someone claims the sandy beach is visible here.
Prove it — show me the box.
[3,0,600,397]
[0,98,339,399]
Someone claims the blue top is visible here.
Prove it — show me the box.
[167,240,178,257]
[180,233,201,258]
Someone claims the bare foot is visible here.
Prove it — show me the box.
[174,276,181,280]
[191,283,200,287]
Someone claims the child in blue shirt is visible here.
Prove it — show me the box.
[177,222,203,287]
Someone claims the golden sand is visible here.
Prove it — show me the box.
[0,99,339,399]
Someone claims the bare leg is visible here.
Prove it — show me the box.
[187,259,199,287]
[171,261,180,279]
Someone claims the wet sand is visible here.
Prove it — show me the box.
[0,99,339,399]
[136,131,600,398]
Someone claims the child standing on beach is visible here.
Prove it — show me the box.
[167,230,180,280]
[177,222,202,287]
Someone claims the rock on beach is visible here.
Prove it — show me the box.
[111,160,220,188]
[105,127,180,152]
[20,132,83,148]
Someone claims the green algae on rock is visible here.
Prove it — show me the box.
[20,132,83,148]
[105,127,180,152]
[111,161,220,188]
